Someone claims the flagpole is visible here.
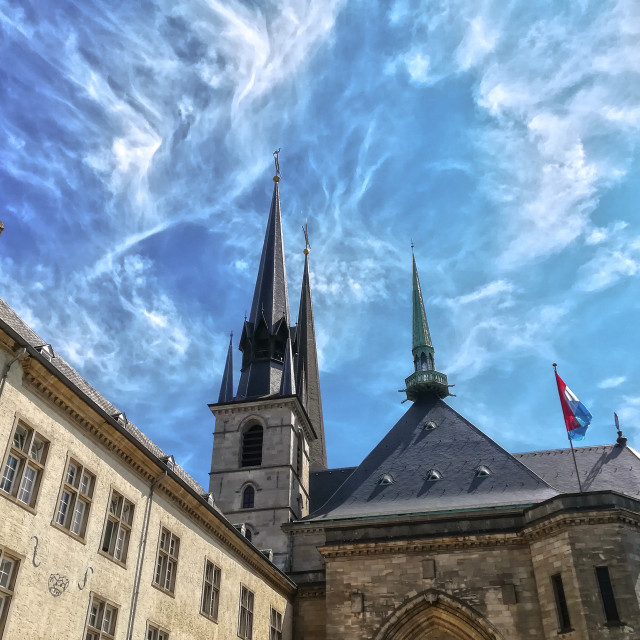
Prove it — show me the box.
[553,363,583,493]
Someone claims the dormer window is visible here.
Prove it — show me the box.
[35,344,55,362]
[423,421,437,431]
[425,469,442,481]
[475,465,491,477]
[377,473,394,486]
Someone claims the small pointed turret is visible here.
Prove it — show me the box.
[280,336,296,396]
[237,155,291,399]
[218,333,234,403]
[404,251,450,401]
[294,233,327,469]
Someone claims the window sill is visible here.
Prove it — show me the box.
[557,629,574,636]
[50,521,87,545]
[0,489,38,514]
[151,582,176,599]
[605,621,625,628]
[98,549,128,569]
[199,611,219,624]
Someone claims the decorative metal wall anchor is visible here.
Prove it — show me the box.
[30,535,40,567]
[48,574,69,597]
[78,566,94,591]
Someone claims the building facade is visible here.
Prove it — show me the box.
[1,162,640,639]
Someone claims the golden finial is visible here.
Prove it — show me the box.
[273,148,281,182]
[302,219,311,255]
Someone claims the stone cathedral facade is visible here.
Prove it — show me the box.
[1,164,640,640]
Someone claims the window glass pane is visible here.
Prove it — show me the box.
[80,473,92,496]
[102,520,115,554]
[155,554,165,585]
[0,557,15,589]
[17,466,37,504]
[13,425,28,451]
[109,493,122,516]
[71,499,86,535]
[66,463,78,486]
[0,455,19,493]
[29,437,45,463]
[56,491,71,525]
[115,526,128,561]
[122,501,133,525]
[89,601,100,628]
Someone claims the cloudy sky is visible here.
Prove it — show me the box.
[1,0,639,486]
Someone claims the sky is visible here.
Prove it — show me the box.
[1,0,639,488]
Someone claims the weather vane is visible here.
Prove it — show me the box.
[273,148,281,177]
[302,219,311,255]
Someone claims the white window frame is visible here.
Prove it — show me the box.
[53,457,95,540]
[146,622,169,640]
[153,527,180,595]
[83,593,118,640]
[200,559,221,622]
[0,418,49,510]
[100,489,134,565]
[0,546,19,640]
[269,607,283,640]
[238,584,254,639]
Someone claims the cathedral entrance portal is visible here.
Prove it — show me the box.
[372,590,504,640]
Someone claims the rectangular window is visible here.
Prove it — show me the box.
[83,594,118,640]
[54,458,95,540]
[551,573,572,632]
[0,547,19,640]
[0,420,49,509]
[238,585,254,640]
[100,490,134,564]
[146,623,169,640]
[200,559,221,621]
[153,527,179,595]
[596,566,620,624]
[269,607,283,640]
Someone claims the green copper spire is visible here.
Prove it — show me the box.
[404,252,450,401]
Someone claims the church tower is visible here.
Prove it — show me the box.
[404,251,450,401]
[208,154,323,570]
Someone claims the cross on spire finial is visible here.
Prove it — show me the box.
[303,219,311,255]
[273,148,281,181]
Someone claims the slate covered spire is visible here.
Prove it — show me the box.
[404,251,450,401]
[236,158,291,399]
[218,333,234,403]
[295,244,327,470]
[280,336,296,396]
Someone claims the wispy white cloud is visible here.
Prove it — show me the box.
[598,376,626,389]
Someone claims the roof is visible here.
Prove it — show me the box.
[514,445,640,498]
[309,467,356,513]
[306,397,558,521]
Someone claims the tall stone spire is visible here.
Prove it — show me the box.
[294,239,327,470]
[218,333,234,403]
[237,153,291,399]
[404,251,450,401]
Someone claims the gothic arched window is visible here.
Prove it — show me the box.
[242,485,255,509]
[241,425,263,467]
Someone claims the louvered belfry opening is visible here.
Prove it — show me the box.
[241,425,263,467]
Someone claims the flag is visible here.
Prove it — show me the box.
[555,370,592,441]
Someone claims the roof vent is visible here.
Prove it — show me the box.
[425,469,442,481]
[475,465,491,477]
[423,421,438,431]
[160,454,175,470]
[202,492,215,506]
[233,523,246,536]
[34,344,55,362]
[377,473,394,486]
[260,549,274,562]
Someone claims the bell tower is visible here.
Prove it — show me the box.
[208,153,322,570]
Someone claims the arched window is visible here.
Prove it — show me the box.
[296,431,303,477]
[419,352,428,371]
[241,425,263,467]
[427,353,434,370]
[242,485,255,509]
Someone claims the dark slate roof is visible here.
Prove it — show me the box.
[514,445,640,498]
[0,297,218,510]
[309,467,356,513]
[306,397,558,521]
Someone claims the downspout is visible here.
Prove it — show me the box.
[126,467,167,640]
[0,347,27,404]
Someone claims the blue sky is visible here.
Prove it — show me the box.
[1,0,639,487]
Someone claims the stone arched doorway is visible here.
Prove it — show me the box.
[373,589,504,640]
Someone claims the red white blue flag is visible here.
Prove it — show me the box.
[555,371,592,441]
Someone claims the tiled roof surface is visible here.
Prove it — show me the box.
[306,397,558,521]
[309,467,356,513]
[514,445,640,497]
[0,297,214,505]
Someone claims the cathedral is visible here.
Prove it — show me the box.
[0,161,639,639]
